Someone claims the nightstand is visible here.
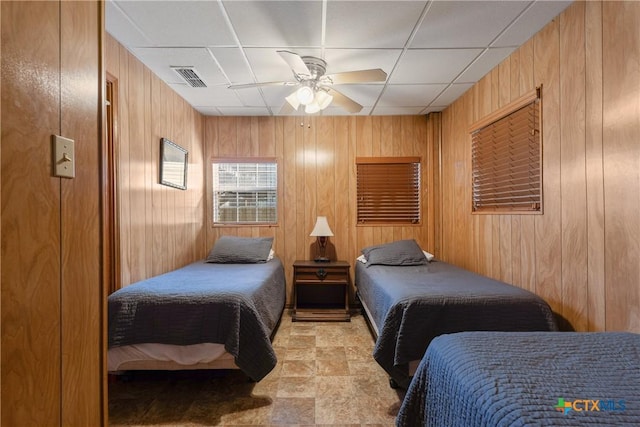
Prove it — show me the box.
[292,260,350,322]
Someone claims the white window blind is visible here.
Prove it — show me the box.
[470,88,542,214]
[356,157,421,224]
[212,159,277,224]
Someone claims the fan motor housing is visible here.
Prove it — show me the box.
[301,56,327,78]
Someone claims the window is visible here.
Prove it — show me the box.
[356,157,421,225]
[212,159,277,224]
[470,87,542,214]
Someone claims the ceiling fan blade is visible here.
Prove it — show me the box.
[325,68,387,84]
[327,88,363,114]
[277,50,310,76]
[228,81,296,90]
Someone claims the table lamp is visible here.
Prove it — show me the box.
[310,216,333,262]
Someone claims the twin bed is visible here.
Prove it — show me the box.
[108,236,285,382]
[355,239,558,388]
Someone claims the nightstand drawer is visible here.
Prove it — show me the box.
[294,266,348,283]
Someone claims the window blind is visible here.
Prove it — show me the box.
[356,157,421,224]
[470,88,542,214]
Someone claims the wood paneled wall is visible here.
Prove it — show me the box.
[2,1,104,425]
[204,115,440,303]
[105,34,206,288]
[439,1,640,333]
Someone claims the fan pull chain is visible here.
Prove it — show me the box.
[300,117,311,128]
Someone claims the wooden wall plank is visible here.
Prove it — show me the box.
[560,1,588,331]
[603,1,640,332]
[585,0,605,331]
[533,16,563,316]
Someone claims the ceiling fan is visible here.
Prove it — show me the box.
[228,50,387,114]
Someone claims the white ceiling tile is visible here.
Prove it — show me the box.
[325,1,426,48]
[456,47,515,83]
[171,85,244,108]
[132,47,228,86]
[379,84,447,107]
[494,1,573,47]
[222,0,323,47]
[218,107,273,116]
[209,47,255,86]
[390,49,482,84]
[105,1,151,47]
[411,1,530,48]
[431,83,474,105]
[112,1,235,47]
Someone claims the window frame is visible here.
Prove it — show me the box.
[356,156,422,226]
[211,157,279,226]
[469,87,543,215]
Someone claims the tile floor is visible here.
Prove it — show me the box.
[109,311,405,426]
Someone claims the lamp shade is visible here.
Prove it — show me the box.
[309,216,334,237]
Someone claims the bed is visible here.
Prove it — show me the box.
[397,331,640,426]
[108,236,286,382]
[355,239,558,388]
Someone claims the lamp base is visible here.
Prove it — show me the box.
[314,257,331,263]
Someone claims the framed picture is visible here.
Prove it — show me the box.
[159,138,188,190]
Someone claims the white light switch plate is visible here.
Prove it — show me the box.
[53,135,75,178]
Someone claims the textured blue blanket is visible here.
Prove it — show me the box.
[397,331,640,426]
[356,261,558,388]
[108,259,285,381]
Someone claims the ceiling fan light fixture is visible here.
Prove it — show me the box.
[315,90,333,110]
[296,85,315,105]
[305,101,321,114]
[285,92,300,110]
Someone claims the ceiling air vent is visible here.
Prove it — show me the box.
[171,66,207,88]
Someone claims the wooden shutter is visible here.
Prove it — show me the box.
[356,157,421,224]
[470,88,542,214]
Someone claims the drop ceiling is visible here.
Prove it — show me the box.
[106,0,572,116]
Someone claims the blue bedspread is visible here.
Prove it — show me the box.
[397,331,640,426]
[356,261,557,388]
[108,258,285,381]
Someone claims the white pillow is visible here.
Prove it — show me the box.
[267,248,275,261]
[422,250,435,262]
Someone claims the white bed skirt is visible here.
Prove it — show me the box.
[108,343,238,372]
